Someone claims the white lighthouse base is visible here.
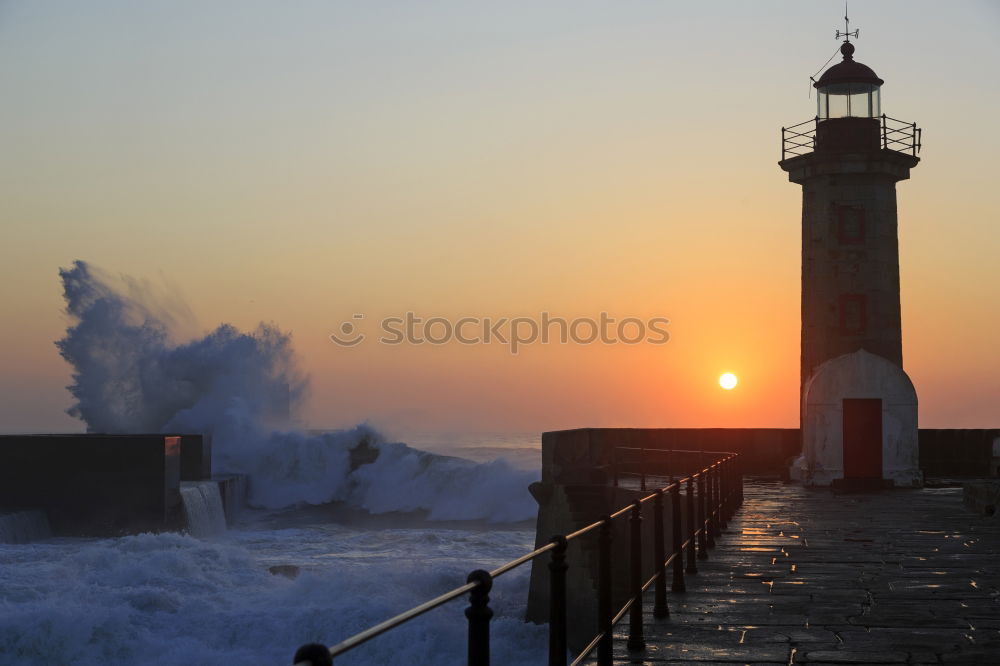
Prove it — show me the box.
[797,350,922,488]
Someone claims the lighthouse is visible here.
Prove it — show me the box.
[780,24,923,487]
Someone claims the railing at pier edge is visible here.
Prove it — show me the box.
[292,450,743,666]
[780,114,921,161]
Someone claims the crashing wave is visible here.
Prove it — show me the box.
[55,261,537,522]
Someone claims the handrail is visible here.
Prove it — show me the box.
[781,114,921,160]
[614,447,737,455]
[291,451,744,666]
[488,541,557,579]
[611,446,734,491]
[324,580,479,659]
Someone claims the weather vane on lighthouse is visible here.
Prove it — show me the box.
[835,5,859,43]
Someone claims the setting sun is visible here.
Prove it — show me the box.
[719,373,738,390]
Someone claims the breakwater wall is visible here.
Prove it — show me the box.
[539,427,1000,482]
[0,434,244,538]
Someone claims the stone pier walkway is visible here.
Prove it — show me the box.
[608,479,1000,665]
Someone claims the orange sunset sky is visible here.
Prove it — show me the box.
[1,1,998,437]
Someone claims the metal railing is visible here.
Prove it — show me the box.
[781,117,819,160]
[292,451,743,666]
[611,447,731,491]
[881,115,922,156]
[781,114,922,161]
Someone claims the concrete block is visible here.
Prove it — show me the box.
[0,434,182,536]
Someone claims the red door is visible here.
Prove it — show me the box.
[843,398,882,479]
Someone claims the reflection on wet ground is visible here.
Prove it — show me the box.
[605,479,1000,664]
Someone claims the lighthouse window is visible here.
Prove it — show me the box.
[825,92,850,119]
[817,83,881,120]
[837,206,866,244]
[839,294,867,335]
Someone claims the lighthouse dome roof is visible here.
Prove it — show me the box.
[814,42,884,89]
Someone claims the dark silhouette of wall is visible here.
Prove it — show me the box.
[919,429,1000,477]
[178,434,211,481]
[0,434,183,536]
[542,427,1000,481]
[542,428,801,485]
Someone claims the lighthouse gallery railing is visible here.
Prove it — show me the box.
[292,450,743,666]
[781,114,922,161]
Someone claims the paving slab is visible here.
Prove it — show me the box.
[593,479,1000,664]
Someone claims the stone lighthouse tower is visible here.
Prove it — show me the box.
[780,28,923,487]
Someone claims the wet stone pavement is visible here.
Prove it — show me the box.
[607,479,1000,665]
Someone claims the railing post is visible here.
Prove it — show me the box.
[708,467,719,543]
[781,127,786,161]
[707,465,716,535]
[716,464,727,531]
[640,447,646,491]
[292,643,332,666]
[737,456,744,507]
[670,482,686,593]
[731,457,739,514]
[597,517,613,666]
[726,456,736,520]
[627,501,645,651]
[719,460,728,521]
[653,490,669,618]
[732,457,740,513]
[699,473,713,552]
[714,466,722,534]
[685,477,699,572]
[466,569,493,666]
[912,121,918,156]
[882,113,888,149]
[548,535,568,666]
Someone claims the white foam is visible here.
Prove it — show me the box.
[348,442,538,522]
[0,525,547,665]
[179,482,227,537]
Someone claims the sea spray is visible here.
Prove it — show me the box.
[57,260,304,436]
[56,261,538,521]
[348,442,536,522]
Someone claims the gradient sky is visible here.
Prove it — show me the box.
[1,1,998,437]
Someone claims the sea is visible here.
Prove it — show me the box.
[0,432,548,665]
[3,263,554,664]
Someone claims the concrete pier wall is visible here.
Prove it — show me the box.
[179,434,212,481]
[0,434,182,536]
[526,482,686,652]
[920,429,1000,477]
[0,433,239,537]
[215,474,247,525]
[541,428,801,485]
[0,509,52,544]
[538,427,1000,482]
